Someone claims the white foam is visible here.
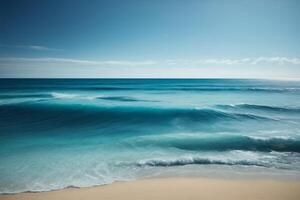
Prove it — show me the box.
[51,92,78,99]
[50,92,104,100]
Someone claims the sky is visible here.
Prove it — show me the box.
[0,0,299,78]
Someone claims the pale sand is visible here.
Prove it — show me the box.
[1,178,300,200]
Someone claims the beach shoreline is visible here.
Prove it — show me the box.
[1,177,300,200]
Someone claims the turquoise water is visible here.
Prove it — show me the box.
[1,79,300,193]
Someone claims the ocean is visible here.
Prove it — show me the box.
[0,79,300,193]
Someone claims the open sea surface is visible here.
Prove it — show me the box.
[1,79,300,193]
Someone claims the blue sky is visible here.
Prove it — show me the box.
[0,0,299,78]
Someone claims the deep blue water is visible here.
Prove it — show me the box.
[1,79,300,193]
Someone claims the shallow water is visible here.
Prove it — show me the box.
[1,79,300,193]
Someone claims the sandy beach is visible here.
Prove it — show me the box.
[1,178,300,200]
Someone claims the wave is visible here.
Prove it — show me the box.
[97,96,157,102]
[3,86,296,93]
[97,96,140,102]
[170,87,300,93]
[130,134,300,153]
[1,79,299,94]
[0,92,86,101]
[50,92,79,99]
[217,104,300,113]
[0,103,277,132]
[0,92,156,105]
[136,156,269,168]
[52,86,300,93]
[0,93,52,99]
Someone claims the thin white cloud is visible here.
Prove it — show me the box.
[0,57,157,67]
[162,57,300,66]
[27,45,61,51]
[250,57,300,65]
[0,56,299,67]
[0,44,62,51]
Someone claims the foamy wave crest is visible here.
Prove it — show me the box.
[136,156,268,168]
[50,92,99,100]
[216,104,300,113]
[51,92,78,99]
[97,96,157,102]
[130,134,300,153]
